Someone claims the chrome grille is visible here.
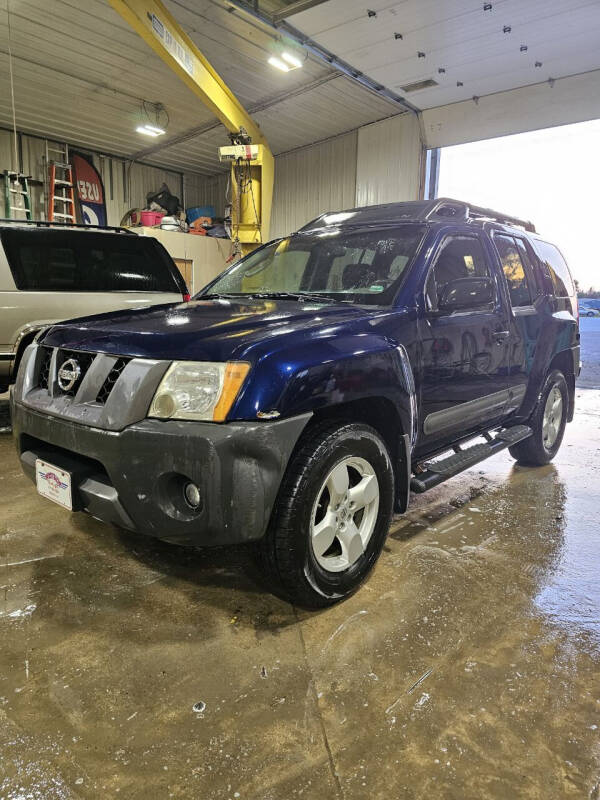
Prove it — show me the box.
[20,344,168,433]
[96,357,130,404]
[38,346,53,389]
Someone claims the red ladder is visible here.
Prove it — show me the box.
[48,158,75,223]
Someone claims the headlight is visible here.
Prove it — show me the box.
[148,361,250,422]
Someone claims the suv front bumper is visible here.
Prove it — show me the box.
[11,398,311,546]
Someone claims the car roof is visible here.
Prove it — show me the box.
[300,198,536,236]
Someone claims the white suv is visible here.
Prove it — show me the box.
[0,222,189,392]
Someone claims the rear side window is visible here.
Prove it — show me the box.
[494,234,533,307]
[533,239,574,297]
[1,229,185,294]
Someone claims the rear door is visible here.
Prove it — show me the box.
[416,229,512,455]
[491,230,543,408]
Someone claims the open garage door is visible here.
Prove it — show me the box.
[435,118,600,292]
[286,0,600,150]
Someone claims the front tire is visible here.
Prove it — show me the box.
[258,421,394,608]
[509,370,568,466]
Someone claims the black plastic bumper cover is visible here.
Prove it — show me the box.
[11,399,312,546]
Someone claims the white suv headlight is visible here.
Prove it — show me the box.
[148,361,250,422]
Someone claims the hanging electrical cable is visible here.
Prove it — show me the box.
[6,0,20,173]
[244,159,260,230]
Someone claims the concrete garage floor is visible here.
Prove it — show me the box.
[1,321,599,799]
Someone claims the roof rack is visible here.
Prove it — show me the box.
[426,198,536,233]
[0,218,137,235]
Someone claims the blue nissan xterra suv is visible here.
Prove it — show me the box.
[11,199,580,607]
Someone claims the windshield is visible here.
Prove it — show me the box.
[202,224,425,305]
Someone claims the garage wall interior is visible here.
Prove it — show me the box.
[0,113,424,237]
[0,128,184,227]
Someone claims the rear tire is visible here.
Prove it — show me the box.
[257,421,394,608]
[509,370,568,466]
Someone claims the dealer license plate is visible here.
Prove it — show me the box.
[35,459,73,510]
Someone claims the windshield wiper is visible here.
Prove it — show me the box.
[200,292,246,300]
[201,291,349,304]
[243,291,342,304]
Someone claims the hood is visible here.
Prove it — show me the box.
[43,297,383,362]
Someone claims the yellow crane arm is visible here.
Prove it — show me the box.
[109,0,273,246]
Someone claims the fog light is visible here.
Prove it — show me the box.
[184,481,202,510]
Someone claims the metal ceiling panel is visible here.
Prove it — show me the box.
[289,0,600,110]
[164,0,333,107]
[0,0,399,176]
[0,0,217,165]
[127,74,398,172]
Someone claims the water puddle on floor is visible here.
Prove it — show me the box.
[534,482,600,642]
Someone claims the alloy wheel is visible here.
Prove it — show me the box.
[310,456,380,573]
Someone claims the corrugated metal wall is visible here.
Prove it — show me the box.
[355,114,423,207]
[0,128,184,226]
[92,156,183,226]
[0,130,16,172]
[0,132,60,221]
[270,131,358,240]
[185,172,229,217]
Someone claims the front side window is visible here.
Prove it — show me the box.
[494,233,533,307]
[202,225,425,306]
[426,235,493,310]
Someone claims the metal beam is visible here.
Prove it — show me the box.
[424,148,440,200]
[109,0,269,144]
[109,0,274,245]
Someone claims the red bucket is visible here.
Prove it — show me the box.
[140,210,165,226]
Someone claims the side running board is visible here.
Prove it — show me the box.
[410,425,532,494]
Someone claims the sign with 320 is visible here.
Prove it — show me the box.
[71,152,107,226]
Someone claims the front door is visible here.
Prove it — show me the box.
[416,232,511,456]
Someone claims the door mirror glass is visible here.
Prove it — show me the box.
[438,276,495,312]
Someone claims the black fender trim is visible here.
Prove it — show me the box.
[394,433,412,514]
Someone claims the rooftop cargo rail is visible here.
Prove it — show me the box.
[0,218,137,235]
[301,198,536,234]
[427,198,536,233]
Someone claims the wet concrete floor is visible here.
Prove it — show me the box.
[1,375,600,797]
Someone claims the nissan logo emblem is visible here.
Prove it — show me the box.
[57,358,81,392]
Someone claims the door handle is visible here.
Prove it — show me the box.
[492,330,510,344]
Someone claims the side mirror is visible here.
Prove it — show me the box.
[437,276,495,313]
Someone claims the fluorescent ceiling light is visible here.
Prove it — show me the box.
[143,123,166,134]
[268,55,290,72]
[136,124,166,137]
[281,51,303,68]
